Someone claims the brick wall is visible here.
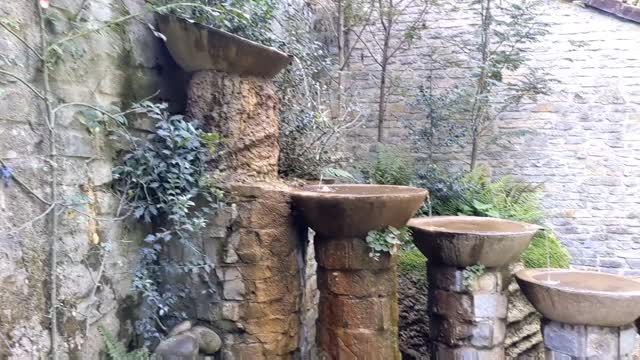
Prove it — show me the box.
[344,0,640,275]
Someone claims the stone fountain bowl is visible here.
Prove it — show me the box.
[156,14,290,78]
[408,216,540,267]
[516,269,640,326]
[291,184,427,238]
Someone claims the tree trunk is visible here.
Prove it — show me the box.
[377,60,387,142]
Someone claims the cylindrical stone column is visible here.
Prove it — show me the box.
[428,265,508,359]
[187,70,280,183]
[315,235,400,360]
[542,319,638,359]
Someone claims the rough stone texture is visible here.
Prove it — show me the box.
[542,319,638,359]
[186,71,281,184]
[398,264,543,359]
[168,184,303,360]
[343,0,640,275]
[315,235,400,360]
[428,266,508,358]
[398,273,430,359]
[0,0,173,357]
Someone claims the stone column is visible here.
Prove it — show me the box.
[542,320,637,359]
[428,265,508,359]
[187,70,280,183]
[315,236,400,360]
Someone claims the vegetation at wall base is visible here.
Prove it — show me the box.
[363,145,415,186]
[416,166,570,269]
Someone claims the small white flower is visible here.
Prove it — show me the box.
[40,0,49,8]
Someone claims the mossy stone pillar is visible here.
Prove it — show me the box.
[315,236,400,359]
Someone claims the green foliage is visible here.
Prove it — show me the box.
[99,325,149,360]
[462,265,486,289]
[398,248,427,276]
[275,4,356,179]
[418,166,570,268]
[322,168,357,183]
[522,231,570,269]
[366,226,413,260]
[113,102,222,344]
[364,146,415,186]
[154,0,278,46]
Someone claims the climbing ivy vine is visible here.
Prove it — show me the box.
[113,102,222,344]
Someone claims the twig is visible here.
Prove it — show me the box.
[37,2,59,358]
[2,202,56,237]
[0,159,51,205]
[0,70,46,100]
[0,331,13,355]
[0,22,44,61]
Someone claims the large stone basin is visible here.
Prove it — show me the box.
[516,269,640,327]
[292,184,428,237]
[408,216,540,267]
[157,14,290,77]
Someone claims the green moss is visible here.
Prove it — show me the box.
[521,231,570,269]
[398,248,427,276]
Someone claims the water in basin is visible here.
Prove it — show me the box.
[532,271,640,293]
[414,217,534,234]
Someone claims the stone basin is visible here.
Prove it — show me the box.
[157,14,290,78]
[291,184,427,237]
[408,216,540,267]
[516,269,640,327]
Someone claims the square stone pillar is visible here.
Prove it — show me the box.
[542,319,638,359]
[428,265,508,359]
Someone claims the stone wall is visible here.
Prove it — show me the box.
[0,0,174,357]
[344,0,640,274]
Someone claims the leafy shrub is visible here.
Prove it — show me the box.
[417,166,570,268]
[113,102,222,344]
[366,226,413,260]
[398,248,427,276]
[364,146,415,186]
[154,0,278,46]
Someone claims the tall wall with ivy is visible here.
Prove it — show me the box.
[344,0,640,276]
[0,0,177,356]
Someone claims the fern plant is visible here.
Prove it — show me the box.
[364,146,415,186]
[99,325,149,360]
[417,166,570,268]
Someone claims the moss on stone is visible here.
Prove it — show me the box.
[398,248,427,276]
[521,232,570,269]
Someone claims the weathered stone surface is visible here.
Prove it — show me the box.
[168,184,303,359]
[188,326,222,354]
[154,333,199,359]
[315,235,395,270]
[186,71,280,183]
[542,320,638,358]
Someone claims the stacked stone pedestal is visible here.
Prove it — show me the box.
[428,266,508,359]
[542,320,637,359]
[315,236,400,360]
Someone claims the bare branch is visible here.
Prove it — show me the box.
[0,22,44,60]
[0,69,46,100]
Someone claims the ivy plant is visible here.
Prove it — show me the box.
[112,102,222,345]
[366,226,413,260]
[462,264,486,289]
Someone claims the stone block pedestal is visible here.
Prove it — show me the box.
[542,319,637,359]
[428,266,508,359]
[315,235,400,360]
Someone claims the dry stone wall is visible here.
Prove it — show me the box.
[0,0,176,357]
[344,0,640,275]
